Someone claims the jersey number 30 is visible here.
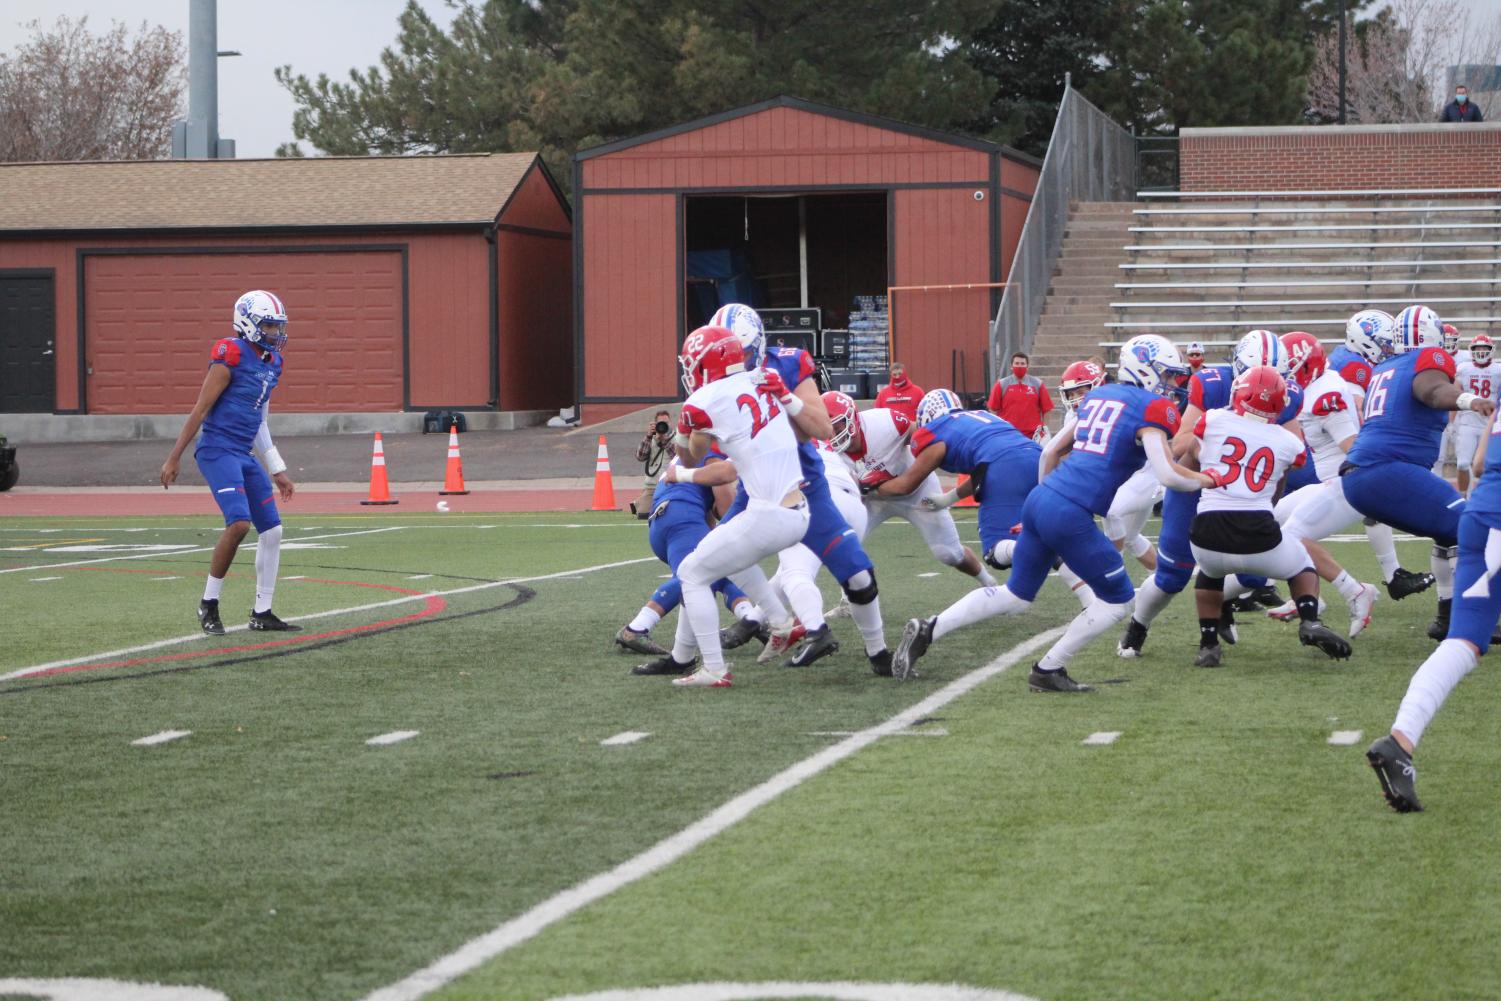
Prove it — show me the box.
[1076,398,1125,455]
[1216,436,1276,492]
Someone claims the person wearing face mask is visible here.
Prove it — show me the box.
[986,351,1055,442]
[1186,341,1206,372]
[1441,85,1484,122]
[874,361,924,423]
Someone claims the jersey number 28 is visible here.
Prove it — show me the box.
[1075,398,1125,455]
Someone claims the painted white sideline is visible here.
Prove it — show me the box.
[1082,731,1122,746]
[0,526,402,575]
[132,730,192,747]
[367,731,420,747]
[29,577,62,582]
[359,626,1066,1001]
[1328,730,1364,746]
[544,984,1037,1001]
[1,556,657,682]
[600,731,651,746]
[0,979,227,1001]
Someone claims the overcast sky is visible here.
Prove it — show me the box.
[3,0,1501,159]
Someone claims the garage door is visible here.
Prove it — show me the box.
[85,249,404,413]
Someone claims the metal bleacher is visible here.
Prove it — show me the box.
[1097,188,1501,363]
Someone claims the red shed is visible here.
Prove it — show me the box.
[573,96,1039,423]
[0,153,572,416]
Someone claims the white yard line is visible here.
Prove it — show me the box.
[359,626,1066,1001]
[1082,731,1122,746]
[131,730,192,747]
[367,730,420,747]
[808,728,949,738]
[1,556,657,682]
[600,731,651,746]
[29,577,62,582]
[0,526,403,575]
[151,576,182,581]
[1328,730,1364,746]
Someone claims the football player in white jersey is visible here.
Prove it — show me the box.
[1453,333,1496,496]
[1433,324,1467,479]
[657,324,810,688]
[1189,366,1352,668]
[822,392,997,585]
[1265,332,1381,636]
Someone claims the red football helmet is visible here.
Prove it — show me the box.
[1442,322,1462,354]
[1472,333,1493,366]
[679,325,745,394]
[1231,365,1288,422]
[1281,330,1326,388]
[821,390,861,453]
[1059,359,1106,412]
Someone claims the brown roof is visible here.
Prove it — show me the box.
[0,152,542,232]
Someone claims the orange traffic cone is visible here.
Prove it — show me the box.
[360,432,399,505]
[591,435,617,511]
[956,474,978,507]
[438,421,469,495]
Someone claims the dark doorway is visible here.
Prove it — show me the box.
[0,271,56,413]
[683,192,887,332]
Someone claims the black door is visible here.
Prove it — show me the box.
[0,271,56,412]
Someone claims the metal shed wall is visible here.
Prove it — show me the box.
[496,162,574,411]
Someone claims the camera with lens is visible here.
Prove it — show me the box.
[655,420,671,436]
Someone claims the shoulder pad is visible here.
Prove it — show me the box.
[1144,397,1182,435]
[210,338,242,367]
[1339,359,1371,388]
[1415,347,1457,379]
[680,402,712,431]
[1311,391,1349,417]
[910,426,937,456]
[890,410,912,436]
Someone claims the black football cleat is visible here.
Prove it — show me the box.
[868,649,893,677]
[1193,644,1223,668]
[1117,618,1148,658]
[1250,585,1286,609]
[1298,619,1350,660]
[1426,598,1452,641]
[1027,664,1094,692]
[614,625,667,656]
[720,616,767,650]
[631,654,696,677]
[197,599,225,636]
[891,617,934,681]
[249,609,302,631]
[1367,734,1423,813]
[1387,567,1436,601]
[1218,603,1239,646]
[1228,595,1261,613]
[784,624,840,667]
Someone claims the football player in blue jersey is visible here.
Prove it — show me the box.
[709,303,892,673]
[159,290,299,635]
[892,336,1215,691]
[1340,305,1496,641]
[1368,406,1501,812]
[1118,329,1303,659]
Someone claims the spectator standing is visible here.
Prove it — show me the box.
[986,352,1054,441]
[1441,85,1484,122]
[874,362,924,422]
[1186,341,1206,372]
[629,409,674,518]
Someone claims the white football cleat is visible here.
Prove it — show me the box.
[1266,597,1326,621]
[1347,582,1378,639]
[672,668,733,688]
[757,621,806,664]
[824,596,853,620]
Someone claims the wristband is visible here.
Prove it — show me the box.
[929,489,959,510]
[782,393,804,417]
[674,431,691,451]
[262,447,287,475]
[1457,392,1478,413]
[672,464,697,484]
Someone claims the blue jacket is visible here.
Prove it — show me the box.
[1441,99,1483,122]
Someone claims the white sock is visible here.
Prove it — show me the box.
[932,585,1029,641]
[253,524,282,614]
[1432,549,1456,600]
[1127,534,1153,559]
[1393,638,1479,748]
[976,567,998,588]
[731,599,754,620]
[670,609,697,665]
[1366,522,1399,582]
[731,566,789,627]
[628,606,661,633]
[780,571,827,632]
[1223,575,1254,602]
[1133,576,1174,626]
[1331,570,1363,602]
[203,575,224,602]
[848,594,886,654]
[680,580,725,672]
[1038,600,1130,672]
[1058,563,1095,608]
[989,539,1016,568]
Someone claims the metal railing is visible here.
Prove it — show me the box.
[989,80,1135,377]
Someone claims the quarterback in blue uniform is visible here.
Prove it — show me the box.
[1368,406,1501,812]
[160,290,299,635]
[892,336,1213,691]
[1340,305,1496,640]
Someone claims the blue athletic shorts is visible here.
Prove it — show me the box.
[1445,512,1501,653]
[1007,484,1135,605]
[976,458,1040,556]
[1284,454,1321,495]
[1341,460,1463,548]
[195,447,279,532]
[647,502,746,612]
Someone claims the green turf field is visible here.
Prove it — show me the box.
[3,513,1498,1001]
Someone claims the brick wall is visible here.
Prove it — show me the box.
[1180,122,1501,192]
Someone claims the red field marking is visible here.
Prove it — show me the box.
[0,489,600,516]
[16,572,447,680]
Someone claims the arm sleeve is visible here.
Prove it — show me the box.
[252,410,274,456]
[1143,430,1202,491]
